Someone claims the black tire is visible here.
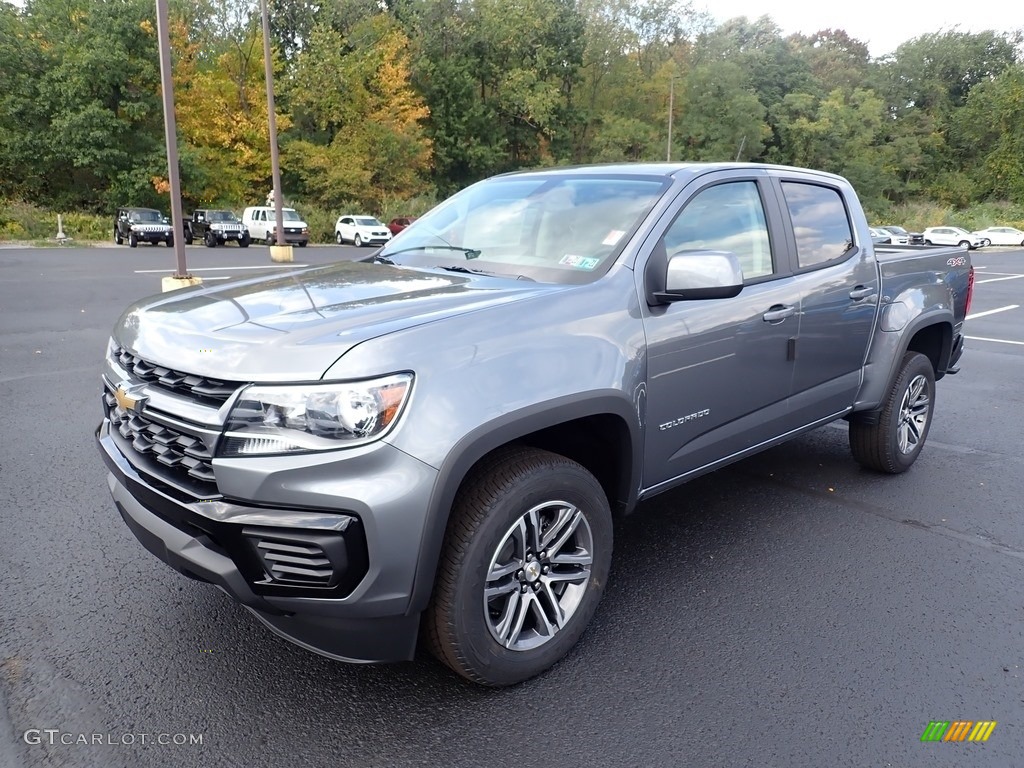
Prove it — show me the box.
[128,232,138,248]
[354,234,362,247]
[924,239,932,245]
[205,231,216,248]
[849,351,935,474]
[425,446,613,687]
[114,227,123,245]
[958,240,969,249]
[336,231,343,244]
[239,233,250,248]
[184,228,193,246]
[298,241,306,247]
[166,236,173,247]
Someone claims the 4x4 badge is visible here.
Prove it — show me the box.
[115,382,147,412]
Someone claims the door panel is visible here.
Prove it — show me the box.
[643,279,800,486]
[777,181,879,420]
[639,175,800,488]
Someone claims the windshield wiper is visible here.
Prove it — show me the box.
[433,264,488,274]
[385,245,482,260]
[371,254,396,265]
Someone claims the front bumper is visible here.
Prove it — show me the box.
[272,230,310,245]
[133,230,172,243]
[96,419,437,663]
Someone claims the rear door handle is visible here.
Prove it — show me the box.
[762,304,797,323]
[849,285,875,300]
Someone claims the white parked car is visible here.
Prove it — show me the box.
[335,215,393,247]
[972,226,1024,247]
[922,226,985,249]
[877,226,909,245]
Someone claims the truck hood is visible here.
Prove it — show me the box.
[115,260,556,381]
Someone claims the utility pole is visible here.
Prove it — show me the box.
[154,0,199,291]
[666,73,674,162]
[260,0,291,261]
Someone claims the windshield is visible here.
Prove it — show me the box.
[208,211,237,222]
[283,210,301,221]
[377,175,668,283]
[356,217,382,227]
[129,211,162,223]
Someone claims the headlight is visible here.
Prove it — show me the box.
[219,374,413,456]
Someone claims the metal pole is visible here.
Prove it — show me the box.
[666,74,674,162]
[260,0,284,246]
[155,0,189,277]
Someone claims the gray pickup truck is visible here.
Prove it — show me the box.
[96,163,973,686]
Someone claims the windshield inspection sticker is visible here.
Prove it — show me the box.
[559,255,601,270]
[603,230,626,246]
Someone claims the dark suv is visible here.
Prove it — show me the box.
[115,207,174,248]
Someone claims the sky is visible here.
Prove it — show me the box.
[697,0,1024,57]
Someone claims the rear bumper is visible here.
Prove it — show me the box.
[96,420,425,663]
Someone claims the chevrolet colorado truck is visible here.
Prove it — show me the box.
[96,163,973,686]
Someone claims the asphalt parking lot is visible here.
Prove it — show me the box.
[1,244,1022,767]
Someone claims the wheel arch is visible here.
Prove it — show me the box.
[853,312,953,420]
[407,393,641,613]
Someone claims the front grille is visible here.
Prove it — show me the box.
[113,346,239,407]
[103,389,218,496]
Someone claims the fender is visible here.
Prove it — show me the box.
[853,309,953,417]
[405,391,643,614]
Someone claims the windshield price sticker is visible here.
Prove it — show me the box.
[559,255,601,270]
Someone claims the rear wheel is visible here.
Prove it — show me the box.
[336,231,343,244]
[849,352,935,474]
[114,227,123,245]
[425,446,612,687]
[184,229,193,245]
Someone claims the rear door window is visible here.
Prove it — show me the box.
[780,182,855,269]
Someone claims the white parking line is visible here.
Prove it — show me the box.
[966,336,1024,346]
[977,274,1024,284]
[967,304,1019,320]
[133,265,308,273]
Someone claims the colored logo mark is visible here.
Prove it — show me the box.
[921,721,997,742]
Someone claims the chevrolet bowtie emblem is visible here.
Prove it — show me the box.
[114,382,147,412]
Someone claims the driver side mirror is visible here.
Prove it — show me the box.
[652,250,744,303]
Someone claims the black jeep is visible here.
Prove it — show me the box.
[183,209,250,247]
[114,207,174,248]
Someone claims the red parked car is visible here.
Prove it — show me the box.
[387,216,417,236]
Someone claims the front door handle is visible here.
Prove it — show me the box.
[849,285,875,300]
[763,304,797,323]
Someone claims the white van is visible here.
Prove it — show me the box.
[241,206,310,246]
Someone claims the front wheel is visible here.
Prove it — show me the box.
[354,234,362,247]
[205,231,216,248]
[239,233,250,248]
[958,240,970,249]
[128,232,138,248]
[425,446,613,687]
[849,352,935,474]
[166,236,174,247]
[184,230,193,246]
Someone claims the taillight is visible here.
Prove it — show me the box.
[965,265,975,317]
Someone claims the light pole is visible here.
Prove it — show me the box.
[154,0,200,291]
[260,0,290,261]
[666,72,675,162]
